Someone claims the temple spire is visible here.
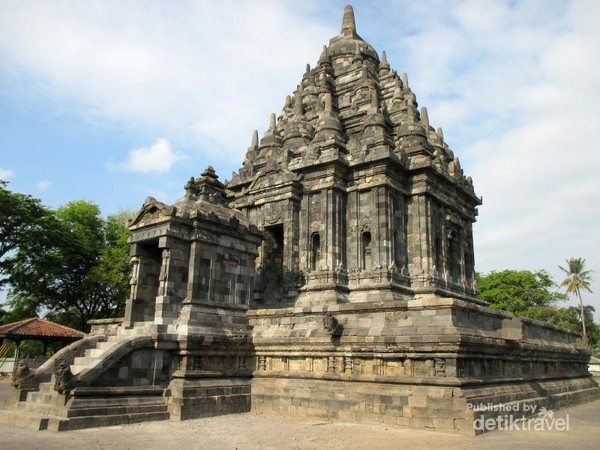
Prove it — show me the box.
[421,107,430,128]
[341,5,357,37]
[395,77,403,92]
[402,72,409,89]
[318,45,329,65]
[436,127,444,142]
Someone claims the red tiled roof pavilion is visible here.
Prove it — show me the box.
[0,318,84,344]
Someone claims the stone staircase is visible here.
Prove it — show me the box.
[0,330,171,431]
[70,334,123,375]
[1,382,169,430]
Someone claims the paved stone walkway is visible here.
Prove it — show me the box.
[1,378,599,449]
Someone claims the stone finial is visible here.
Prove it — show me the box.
[436,127,444,141]
[380,50,390,70]
[294,93,304,117]
[260,112,282,147]
[251,130,259,147]
[370,90,379,110]
[318,45,329,65]
[402,73,409,89]
[314,91,342,141]
[406,91,417,108]
[393,77,403,99]
[201,165,218,179]
[341,5,357,37]
[361,64,368,80]
[420,107,429,128]
[284,95,292,109]
[324,92,333,112]
[305,63,311,73]
[184,176,196,196]
[197,166,225,204]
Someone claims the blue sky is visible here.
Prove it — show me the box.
[1,0,599,318]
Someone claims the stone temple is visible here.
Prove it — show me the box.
[4,5,598,434]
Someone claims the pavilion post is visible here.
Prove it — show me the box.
[12,341,20,378]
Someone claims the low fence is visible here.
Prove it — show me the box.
[0,357,47,374]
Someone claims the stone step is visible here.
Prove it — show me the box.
[86,347,109,358]
[70,361,103,375]
[36,381,56,394]
[107,333,124,341]
[72,356,97,366]
[66,401,168,418]
[3,391,169,432]
[70,395,166,408]
[17,400,60,417]
[47,410,170,431]
[0,409,61,431]
[21,390,58,406]
[95,340,118,350]
[70,364,92,375]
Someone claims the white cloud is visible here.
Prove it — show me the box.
[374,0,600,315]
[0,168,15,180]
[109,138,186,174]
[0,0,333,161]
[1,0,599,317]
[37,179,52,191]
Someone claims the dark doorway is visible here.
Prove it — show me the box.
[362,231,372,270]
[311,233,321,270]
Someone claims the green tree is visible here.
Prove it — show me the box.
[0,181,57,288]
[522,304,599,344]
[476,269,566,316]
[0,293,40,325]
[6,201,132,331]
[559,257,594,338]
[477,268,599,346]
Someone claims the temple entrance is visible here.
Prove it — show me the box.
[131,242,162,323]
[257,223,285,303]
[447,230,461,283]
[264,224,284,270]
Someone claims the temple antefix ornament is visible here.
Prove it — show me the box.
[3,5,597,433]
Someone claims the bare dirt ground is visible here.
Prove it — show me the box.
[1,377,599,450]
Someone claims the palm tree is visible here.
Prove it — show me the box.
[559,258,593,338]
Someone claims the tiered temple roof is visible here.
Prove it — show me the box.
[228,5,476,200]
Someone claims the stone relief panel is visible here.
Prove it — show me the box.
[255,355,446,378]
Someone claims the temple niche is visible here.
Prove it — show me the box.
[4,5,597,435]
